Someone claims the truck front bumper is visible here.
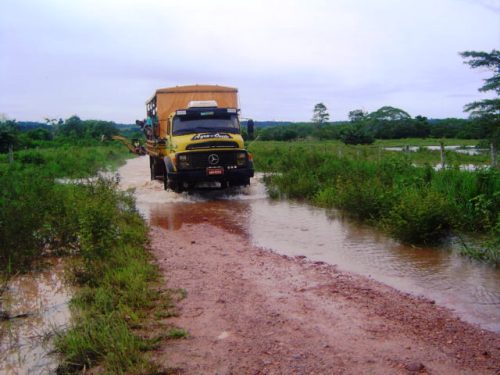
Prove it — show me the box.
[167,166,254,184]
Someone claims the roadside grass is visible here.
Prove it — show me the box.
[0,145,130,274]
[54,179,174,374]
[249,141,499,264]
[1,145,183,373]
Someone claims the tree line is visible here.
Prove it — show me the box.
[254,49,498,145]
[0,116,121,152]
[253,114,492,143]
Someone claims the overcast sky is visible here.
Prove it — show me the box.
[1,0,499,123]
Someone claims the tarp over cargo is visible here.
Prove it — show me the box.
[151,85,239,138]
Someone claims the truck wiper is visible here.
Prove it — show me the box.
[173,130,196,135]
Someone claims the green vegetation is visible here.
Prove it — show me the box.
[460,49,499,142]
[0,145,129,272]
[249,141,499,264]
[249,113,494,143]
[54,179,174,374]
[0,115,144,153]
[0,136,177,373]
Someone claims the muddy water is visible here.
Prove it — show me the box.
[119,156,500,332]
[0,258,71,374]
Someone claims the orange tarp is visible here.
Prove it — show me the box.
[153,85,239,138]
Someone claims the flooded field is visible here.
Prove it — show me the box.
[119,156,500,333]
[0,258,71,374]
[384,145,488,155]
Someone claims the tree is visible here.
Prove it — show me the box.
[0,120,19,153]
[56,115,85,138]
[348,109,368,122]
[340,123,374,145]
[312,103,330,126]
[368,106,411,121]
[460,50,499,144]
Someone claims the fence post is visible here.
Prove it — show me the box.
[491,142,497,169]
[8,144,13,164]
[440,141,446,170]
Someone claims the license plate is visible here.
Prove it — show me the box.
[207,167,224,175]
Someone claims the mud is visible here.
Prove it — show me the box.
[150,225,499,374]
[119,157,500,332]
[118,156,500,374]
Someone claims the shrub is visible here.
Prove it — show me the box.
[386,189,453,244]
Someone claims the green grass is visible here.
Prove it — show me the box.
[53,179,172,373]
[166,328,189,339]
[0,144,181,373]
[248,139,490,172]
[249,140,499,264]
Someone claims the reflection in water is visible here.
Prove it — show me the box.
[120,156,500,332]
[0,258,71,374]
[384,145,487,155]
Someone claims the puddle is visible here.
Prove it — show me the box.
[118,156,500,332]
[0,258,71,374]
[384,145,487,156]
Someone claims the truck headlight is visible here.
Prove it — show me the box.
[177,154,190,169]
[236,152,246,166]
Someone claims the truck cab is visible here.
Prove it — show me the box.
[142,85,254,192]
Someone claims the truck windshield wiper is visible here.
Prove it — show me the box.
[173,127,238,135]
[173,129,197,135]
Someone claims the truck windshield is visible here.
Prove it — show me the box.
[172,113,240,135]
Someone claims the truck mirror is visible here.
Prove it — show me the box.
[135,119,145,128]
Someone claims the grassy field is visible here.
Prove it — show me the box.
[0,145,181,373]
[248,139,491,171]
[248,140,499,264]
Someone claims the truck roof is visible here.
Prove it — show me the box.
[155,85,237,95]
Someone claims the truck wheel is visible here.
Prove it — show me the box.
[163,172,168,190]
[171,180,183,193]
[150,162,155,181]
[229,178,250,187]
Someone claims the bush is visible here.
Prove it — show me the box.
[386,189,453,244]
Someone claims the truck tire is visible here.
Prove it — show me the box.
[151,157,165,181]
[149,157,155,181]
[150,163,155,180]
[230,177,250,187]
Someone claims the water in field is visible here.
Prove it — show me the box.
[384,145,488,155]
[0,258,71,374]
[118,156,500,332]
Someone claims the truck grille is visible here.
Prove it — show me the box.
[186,141,238,150]
[183,151,239,169]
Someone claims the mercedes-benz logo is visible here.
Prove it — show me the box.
[208,154,219,165]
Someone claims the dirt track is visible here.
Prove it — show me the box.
[149,222,499,375]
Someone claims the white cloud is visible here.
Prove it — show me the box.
[0,0,498,121]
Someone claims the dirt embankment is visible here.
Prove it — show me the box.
[149,222,499,375]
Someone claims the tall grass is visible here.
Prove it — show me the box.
[249,141,499,263]
[1,145,177,373]
[54,179,171,374]
[0,145,129,273]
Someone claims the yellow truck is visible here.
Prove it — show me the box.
[137,85,254,192]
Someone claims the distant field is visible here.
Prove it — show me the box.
[373,138,479,147]
[248,139,490,170]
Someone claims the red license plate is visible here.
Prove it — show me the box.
[207,167,224,175]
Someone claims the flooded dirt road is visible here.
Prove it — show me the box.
[118,156,499,374]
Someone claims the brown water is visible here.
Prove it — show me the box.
[119,156,500,332]
[0,258,71,374]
